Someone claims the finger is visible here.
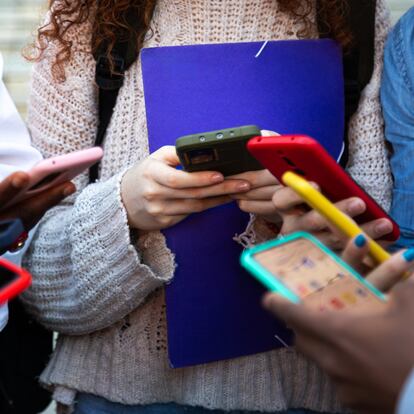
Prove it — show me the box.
[0,182,75,230]
[359,218,394,241]
[237,200,277,216]
[295,209,331,233]
[388,278,414,312]
[150,146,181,167]
[0,172,29,208]
[341,234,370,272]
[295,197,366,233]
[260,130,279,137]
[230,185,279,201]
[272,186,310,213]
[153,195,233,216]
[262,293,334,341]
[366,249,414,292]
[229,169,278,189]
[311,231,348,251]
[272,182,323,214]
[157,179,251,199]
[148,161,229,189]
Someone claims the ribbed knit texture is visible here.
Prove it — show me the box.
[22,0,392,412]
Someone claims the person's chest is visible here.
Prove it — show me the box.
[99,0,320,179]
[146,0,318,47]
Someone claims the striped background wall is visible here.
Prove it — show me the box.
[0,0,413,116]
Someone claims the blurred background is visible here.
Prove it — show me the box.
[1,0,412,117]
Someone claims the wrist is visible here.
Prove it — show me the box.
[120,168,141,230]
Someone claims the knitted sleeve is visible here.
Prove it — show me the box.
[346,0,392,211]
[21,29,175,335]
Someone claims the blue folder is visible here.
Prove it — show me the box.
[141,39,344,368]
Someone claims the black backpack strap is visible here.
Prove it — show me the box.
[317,0,377,166]
[89,16,141,182]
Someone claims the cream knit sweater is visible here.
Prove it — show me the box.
[23,0,392,412]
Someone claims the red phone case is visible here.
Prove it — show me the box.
[0,258,32,304]
[247,134,400,242]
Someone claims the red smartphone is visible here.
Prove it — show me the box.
[247,134,400,242]
[5,147,104,208]
[0,258,31,304]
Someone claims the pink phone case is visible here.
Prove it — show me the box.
[6,147,104,207]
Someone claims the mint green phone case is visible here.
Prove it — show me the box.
[240,231,387,304]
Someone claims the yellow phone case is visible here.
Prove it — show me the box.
[282,171,391,264]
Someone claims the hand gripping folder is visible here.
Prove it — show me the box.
[141,39,344,367]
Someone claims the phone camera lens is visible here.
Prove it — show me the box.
[200,136,206,142]
[216,133,224,139]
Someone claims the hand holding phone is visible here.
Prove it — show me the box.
[282,171,391,264]
[228,168,281,219]
[0,171,75,231]
[247,135,399,242]
[121,146,252,231]
[4,147,103,208]
[262,275,414,414]
[241,232,386,311]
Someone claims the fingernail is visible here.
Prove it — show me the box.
[211,174,223,183]
[63,184,76,196]
[12,175,26,188]
[403,249,414,262]
[375,220,393,235]
[354,234,367,248]
[348,199,365,215]
[237,183,250,191]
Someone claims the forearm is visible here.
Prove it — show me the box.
[22,172,175,335]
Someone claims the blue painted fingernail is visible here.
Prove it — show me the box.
[355,234,367,248]
[403,249,414,262]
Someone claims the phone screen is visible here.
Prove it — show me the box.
[0,267,18,290]
[253,238,384,311]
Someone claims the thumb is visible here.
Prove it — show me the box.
[366,249,414,292]
[151,146,181,167]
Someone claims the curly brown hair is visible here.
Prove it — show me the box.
[28,0,351,82]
